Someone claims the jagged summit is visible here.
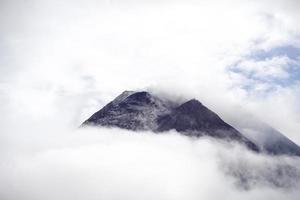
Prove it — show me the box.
[82,91,259,151]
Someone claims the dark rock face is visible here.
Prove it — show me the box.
[82,91,300,156]
[82,91,259,152]
[83,91,174,131]
[157,99,238,135]
[156,99,259,151]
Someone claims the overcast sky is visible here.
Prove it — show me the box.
[1,0,300,143]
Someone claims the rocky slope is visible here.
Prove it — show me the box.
[82,91,259,152]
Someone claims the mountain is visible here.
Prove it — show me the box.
[82,91,259,152]
[82,91,174,131]
[82,91,300,156]
[233,117,300,157]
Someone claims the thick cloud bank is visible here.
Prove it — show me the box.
[1,127,300,200]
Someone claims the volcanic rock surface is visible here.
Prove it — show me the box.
[82,91,259,151]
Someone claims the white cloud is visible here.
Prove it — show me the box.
[1,1,300,142]
[233,56,296,80]
[0,127,300,200]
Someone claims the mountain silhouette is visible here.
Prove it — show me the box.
[82,91,300,156]
[82,91,259,152]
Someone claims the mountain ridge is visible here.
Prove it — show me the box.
[82,91,300,156]
[82,91,260,152]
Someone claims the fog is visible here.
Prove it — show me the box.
[1,0,300,199]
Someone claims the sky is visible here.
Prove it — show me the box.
[1,0,300,143]
[0,0,300,199]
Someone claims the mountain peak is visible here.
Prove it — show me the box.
[176,99,205,114]
[125,91,153,104]
[81,90,300,156]
[82,91,260,152]
[82,91,172,130]
[180,99,202,108]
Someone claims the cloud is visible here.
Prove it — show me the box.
[232,56,296,80]
[0,127,300,200]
